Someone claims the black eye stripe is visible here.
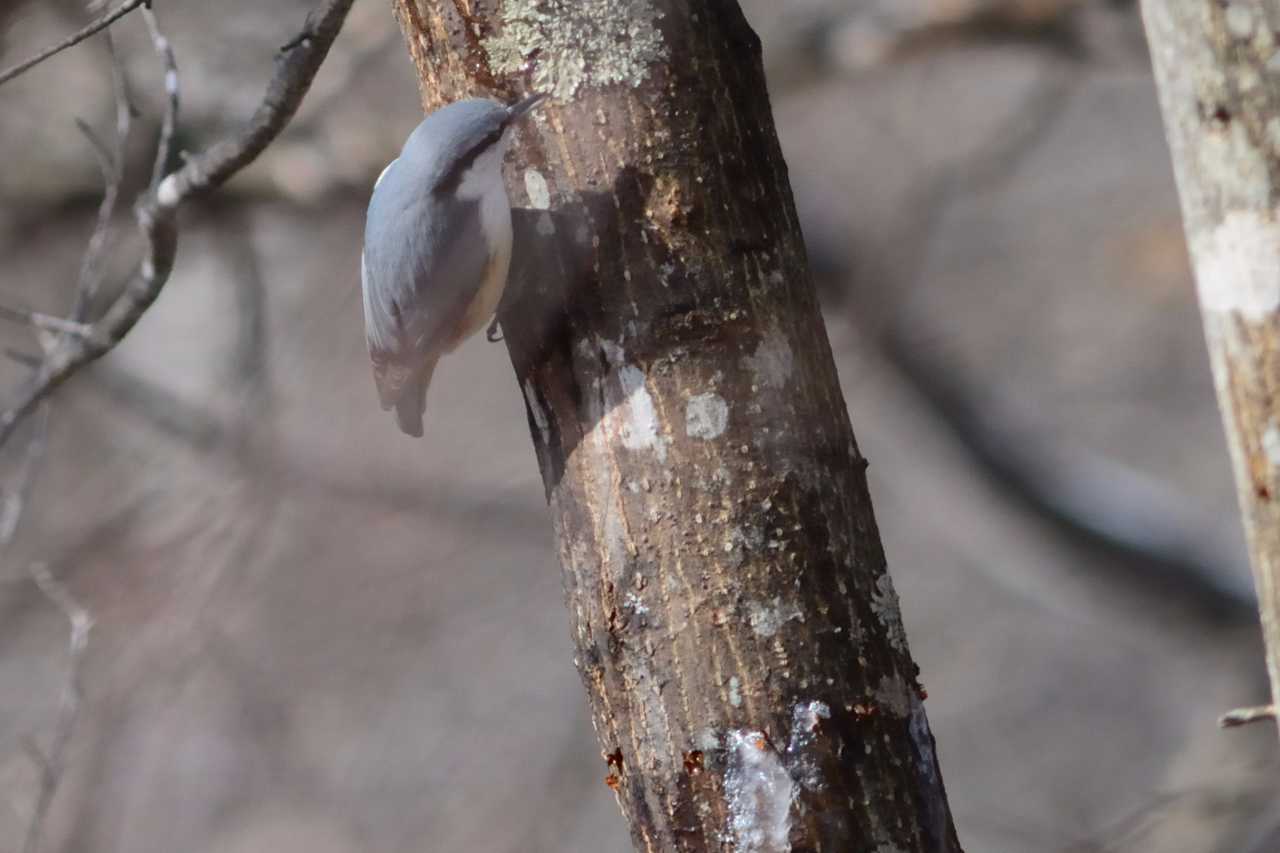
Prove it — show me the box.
[435,126,506,194]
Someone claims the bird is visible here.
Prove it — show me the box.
[361,93,547,437]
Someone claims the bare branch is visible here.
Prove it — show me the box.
[3,350,42,369]
[72,117,115,180]
[22,563,92,853]
[2,12,351,838]
[0,0,145,88]
[1144,3,1280,737]
[1219,705,1277,729]
[0,0,357,450]
[0,304,95,341]
[289,27,403,137]
[6,48,108,813]
[153,0,355,200]
[0,406,48,555]
[141,7,178,191]
[71,30,134,323]
[279,11,320,53]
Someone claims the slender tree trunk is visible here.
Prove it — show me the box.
[391,2,960,849]
[1141,2,1280,731]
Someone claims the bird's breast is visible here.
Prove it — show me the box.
[448,178,513,350]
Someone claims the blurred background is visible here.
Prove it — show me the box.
[0,1,1277,851]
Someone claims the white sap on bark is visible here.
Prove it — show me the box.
[724,701,833,851]
[589,339,669,462]
[1193,211,1280,320]
[726,730,794,853]
[744,325,794,391]
[686,392,730,440]
[523,168,551,210]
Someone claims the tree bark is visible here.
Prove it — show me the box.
[391,2,960,849]
[1141,2,1280,733]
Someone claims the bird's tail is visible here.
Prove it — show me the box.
[393,360,436,438]
[394,379,425,438]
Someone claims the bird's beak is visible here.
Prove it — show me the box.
[507,91,549,122]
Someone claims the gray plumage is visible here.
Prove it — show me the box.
[361,95,545,437]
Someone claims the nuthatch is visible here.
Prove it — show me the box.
[361,94,546,437]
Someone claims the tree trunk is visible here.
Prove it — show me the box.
[1141,2,1280,732]
[390,2,961,849]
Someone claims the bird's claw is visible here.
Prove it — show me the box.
[486,316,503,343]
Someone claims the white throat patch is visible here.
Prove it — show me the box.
[456,134,510,201]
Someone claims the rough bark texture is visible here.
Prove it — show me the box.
[391,2,960,850]
[1141,1,1280,729]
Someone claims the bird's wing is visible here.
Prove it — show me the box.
[362,249,415,411]
[361,178,492,409]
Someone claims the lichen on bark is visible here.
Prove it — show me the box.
[482,0,668,100]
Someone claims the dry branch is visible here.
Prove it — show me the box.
[0,0,357,450]
[0,0,146,87]
[3,16,135,847]
[1141,1,1280,734]
[141,6,178,191]
[0,4,355,844]
[21,562,92,853]
[1219,704,1277,729]
[394,1,960,850]
[71,29,133,323]
[0,407,48,557]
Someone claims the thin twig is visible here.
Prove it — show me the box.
[279,11,319,53]
[0,406,49,555]
[4,350,42,369]
[0,0,358,450]
[0,0,146,88]
[71,30,134,323]
[1220,705,1277,728]
[6,13,129,845]
[72,118,115,179]
[21,563,93,853]
[0,13,127,561]
[141,7,178,191]
[290,26,402,136]
[0,304,95,341]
